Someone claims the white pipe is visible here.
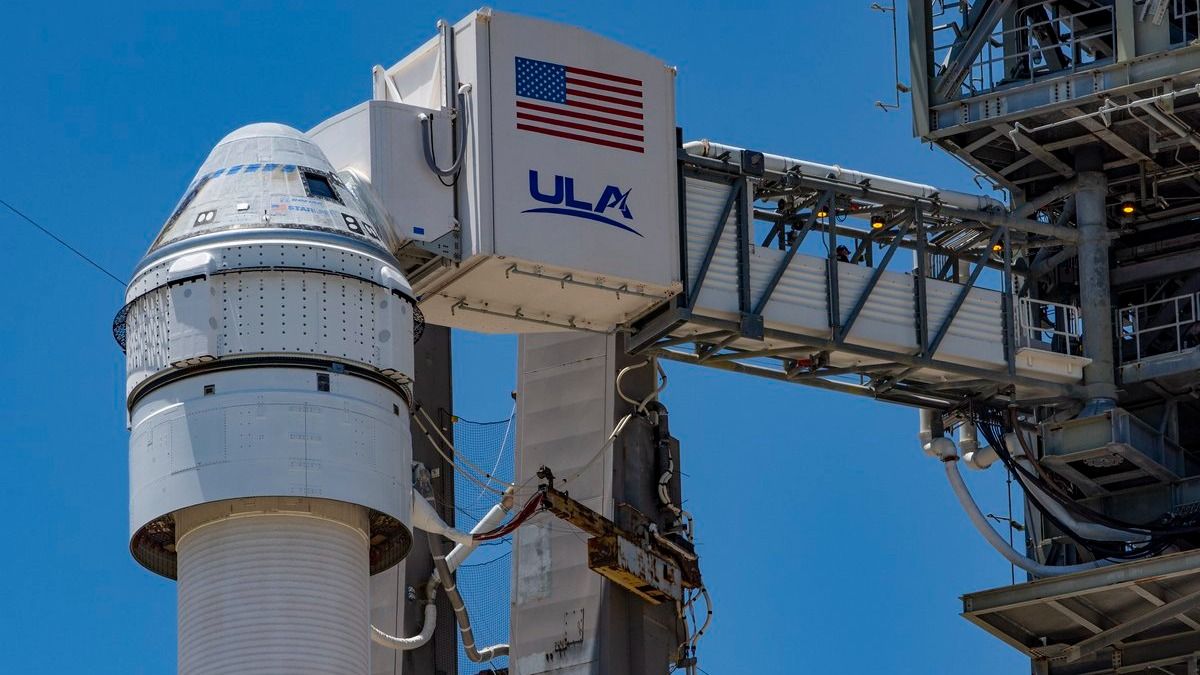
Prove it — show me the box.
[683,139,1007,213]
[963,445,999,470]
[373,490,516,652]
[944,457,1108,577]
[1134,100,1200,151]
[371,603,436,651]
[445,499,511,573]
[410,491,474,547]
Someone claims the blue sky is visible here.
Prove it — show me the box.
[0,2,1025,673]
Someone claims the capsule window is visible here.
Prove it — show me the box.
[317,374,330,392]
[302,171,342,204]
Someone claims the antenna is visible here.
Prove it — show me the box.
[871,1,909,112]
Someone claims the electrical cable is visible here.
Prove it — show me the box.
[411,406,514,496]
[970,405,1189,561]
[976,411,1156,560]
[1001,407,1200,538]
[0,197,126,285]
[472,492,544,542]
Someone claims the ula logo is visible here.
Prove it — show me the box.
[523,170,642,237]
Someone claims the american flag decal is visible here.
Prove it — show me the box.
[514,56,644,154]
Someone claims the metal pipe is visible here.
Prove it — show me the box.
[373,490,513,653]
[1136,101,1200,151]
[1074,147,1118,409]
[687,140,1080,242]
[684,139,1007,212]
[443,493,513,574]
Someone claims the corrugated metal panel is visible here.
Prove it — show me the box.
[177,510,370,675]
[684,175,1007,370]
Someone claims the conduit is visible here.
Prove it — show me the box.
[943,456,1107,577]
[373,490,515,652]
[371,603,437,651]
[683,139,1006,212]
[431,534,509,662]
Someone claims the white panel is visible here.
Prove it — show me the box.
[167,278,218,365]
[129,367,411,537]
[310,101,456,246]
[487,12,679,288]
[177,509,369,675]
[511,333,615,674]
[124,241,415,397]
[419,256,676,334]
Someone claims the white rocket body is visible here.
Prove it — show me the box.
[118,123,417,675]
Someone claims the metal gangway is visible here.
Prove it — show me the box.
[627,142,1092,408]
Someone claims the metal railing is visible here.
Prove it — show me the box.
[1118,292,1200,364]
[1017,297,1083,357]
[931,3,1114,100]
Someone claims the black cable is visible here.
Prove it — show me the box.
[0,197,126,285]
[970,404,1190,561]
[974,409,1150,559]
[994,405,1200,536]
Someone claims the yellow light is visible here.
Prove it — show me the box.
[870,215,886,230]
[1121,201,1136,215]
[991,242,1003,253]
[816,207,829,219]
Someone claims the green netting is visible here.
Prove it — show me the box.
[452,415,515,675]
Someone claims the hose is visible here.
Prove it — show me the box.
[371,602,436,651]
[373,489,514,652]
[430,533,508,662]
[419,86,471,178]
[944,456,1108,577]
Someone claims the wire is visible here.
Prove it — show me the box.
[411,406,513,496]
[0,197,126,286]
[472,492,544,541]
[474,403,515,504]
[970,405,1186,562]
[457,551,511,569]
[510,358,667,496]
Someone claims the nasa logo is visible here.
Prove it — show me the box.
[523,169,642,237]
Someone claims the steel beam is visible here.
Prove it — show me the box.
[752,192,831,316]
[933,0,1016,102]
[678,312,1079,398]
[1063,589,1200,663]
[836,221,909,343]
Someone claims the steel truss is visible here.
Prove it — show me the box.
[627,150,1081,410]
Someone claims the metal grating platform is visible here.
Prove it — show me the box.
[963,550,1200,674]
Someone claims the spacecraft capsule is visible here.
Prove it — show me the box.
[116,123,417,674]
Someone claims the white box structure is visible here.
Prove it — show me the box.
[312,10,683,335]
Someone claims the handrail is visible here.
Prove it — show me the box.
[931,3,1114,100]
[1117,291,1200,364]
[1017,297,1083,357]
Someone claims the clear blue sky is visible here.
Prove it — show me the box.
[0,2,1026,673]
